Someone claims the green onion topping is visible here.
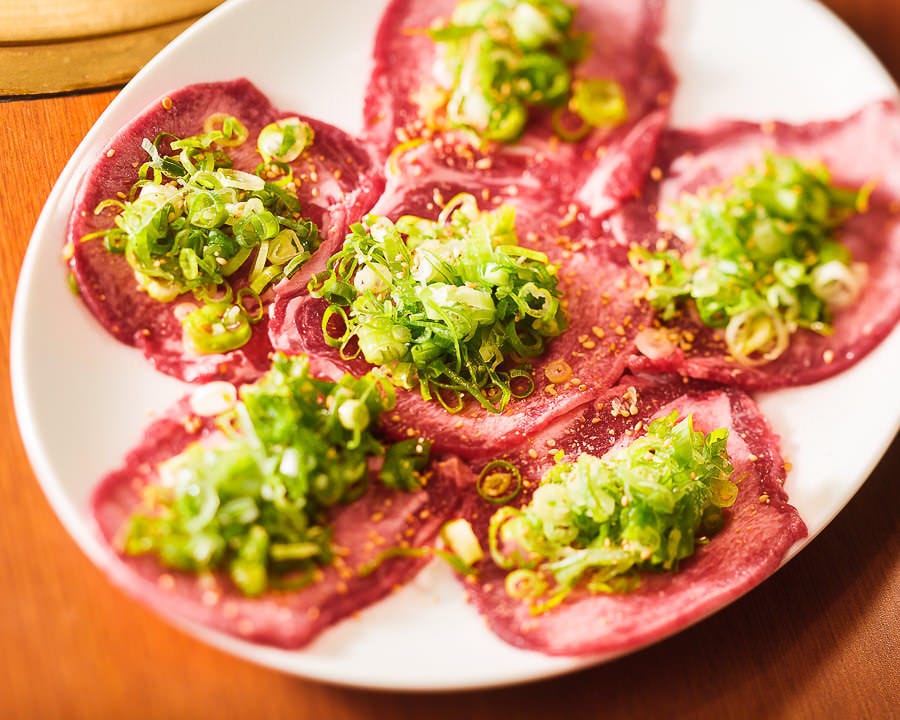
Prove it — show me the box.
[308,193,567,413]
[489,411,736,612]
[426,0,627,142]
[630,154,870,365]
[122,353,431,596]
[85,114,320,355]
[477,459,522,503]
[257,117,315,163]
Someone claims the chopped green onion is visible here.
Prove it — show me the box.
[257,117,314,163]
[380,438,431,491]
[489,411,736,611]
[569,78,628,127]
[83,114,321,354]
[477,459,522,504]
[550,106,591,142]
[309,193,567,413]
[202,112,250,147]
[724,305,789,367]
[505,568,548,599]
[122,353,430,596]
[810,259,866,309]
[236,287,264,324]
[66,271,80,296]
[440,518,484,566]
[426,0,627,142]
[630,153,867,365]
[183,302,252,355]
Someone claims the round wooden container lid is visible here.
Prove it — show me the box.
[0,0,222,96]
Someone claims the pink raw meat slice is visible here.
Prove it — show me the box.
[436,377,807,656]
[90,395,459,649]
[68,78,383,385]
[611,100,900,389]
[363,0,675,219]
[269,141,653,457]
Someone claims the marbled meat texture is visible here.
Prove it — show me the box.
[68,78,383,385]
[90,394,460,649]
[363,0,676,220]
[614,100,900,389]
[435,377,807,656]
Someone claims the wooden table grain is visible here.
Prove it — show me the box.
[1,2,897,718]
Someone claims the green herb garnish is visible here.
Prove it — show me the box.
[122,353,431,596]
[426,0,627,142]
[489,410,736,612]
[630,154,870,366]
[477,459,522,504]
[308,193,567,413]
[85,115,320,355]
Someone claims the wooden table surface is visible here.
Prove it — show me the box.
[1,2,897,718]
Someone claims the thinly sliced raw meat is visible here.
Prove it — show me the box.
[613,100,900,389]
[68,78,383,384]
[364,0,675,219]
[90,394,458,649]
[437,377,807,656]
[270,141,653,457]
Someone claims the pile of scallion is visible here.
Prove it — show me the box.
[630,154,869,365]
[309,193,567,413]
[427,0,628,141]
[488,411,736,612]
[84,113,320,354]
[123,353,431,596]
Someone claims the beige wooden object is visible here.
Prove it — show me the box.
[0,0,220,41]
[0,0,222,96]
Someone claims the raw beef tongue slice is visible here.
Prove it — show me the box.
[68,78,384,385]
[611,99,900,390]
[269,141,654,458]
[434,376,807,657]
[90,393,459,650]
[363,0,675,220]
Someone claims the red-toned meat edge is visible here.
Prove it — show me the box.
[90,395,461,649]
[68,78,383,385]
[434,376,807,656]
[614,99,900,390]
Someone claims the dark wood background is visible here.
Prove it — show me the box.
[1,2,896,718]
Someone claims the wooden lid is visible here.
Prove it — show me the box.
[0,0,222,96]
[0,0,220,42]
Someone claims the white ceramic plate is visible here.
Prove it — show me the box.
[11,0,900,692]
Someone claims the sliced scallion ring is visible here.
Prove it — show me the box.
[570,78,628,128]
[724,305,789,366]
[257,117,314,163]
[550,106,591,142]
[505,568,548,600]
[477,460,523,504]
[183,302,252,355]
[201,112,249,147]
